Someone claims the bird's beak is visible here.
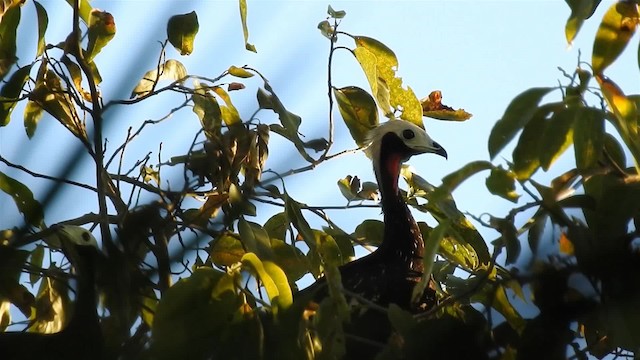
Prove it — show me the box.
[430,141,448,159]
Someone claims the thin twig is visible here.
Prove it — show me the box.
[0,156,97,192]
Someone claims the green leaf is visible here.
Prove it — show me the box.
[212,86,241,125]
[402,168,490,266]
[29,245,45,285]
[34,1,48,57]
[527,210,547,254]
[441,161,493,193]
[64,0,93,25]
[23,100,43,138]
[151,267,234,360]
[228,65,253,78]
[327,5,346,19]
[239,0,256,52]
[130,59,187,98]
[486,166,519,203]
[488,87,554,159]
[258,86,313,163]
[511,104,559,180]
[337,175,357,202]
[592,2,639,75]
[31,67,84,138]
[0,171,44,229]
[596,75,640,168]
[491,216,520,265]
[0,3,20,80]
[167,11,198,56]
[1,64,32,126]
[192,86,222,134]
[238,218,273,260]
[210,233,245,267]
[353,219,384,247]
[603,132,626,167]
[539,107,575,170]
[573,107,605,170]
[333,86,379,147]
[284,194,315,250]
[86,9,116,61]
[271,238,309,282]
[353,36,423,127]
[241,253,292,312]
[412,221,448,305]
[263,212,288,241]
[486,285,525,332]
[430,161,493,203]
[564,0,600,44]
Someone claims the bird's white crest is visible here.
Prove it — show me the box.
[363,120,440,161]
[57,225,100,249]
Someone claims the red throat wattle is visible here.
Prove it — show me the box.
[385,153,403,193]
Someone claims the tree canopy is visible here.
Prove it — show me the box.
[1,1,640,359]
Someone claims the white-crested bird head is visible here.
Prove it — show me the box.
[364,120,447,162]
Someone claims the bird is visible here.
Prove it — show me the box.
[0,225,104,360]
[297,120,447,358]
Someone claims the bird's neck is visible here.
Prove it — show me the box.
[67,248,100,332]
[375,151,424,274]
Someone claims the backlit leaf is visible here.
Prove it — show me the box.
[511,104,560,180]
[333,86,378,146]
[353,35,423,127]
[86,9,116,61]
[488,87,554,159]
[327,5,346,19]
[271,239,309,282]
[258,85,313,162]
[539,107,575,171]
[34,1,48,57]
[420,90,472,121]
[573,107,605,170]
[490,285,526,332]
[151,267,232,360]
[130,59,187,98]
[592,2,639,75]
[412,220,448,305]
[0,3,20,80]
[63,0,92,24]
[167,11,198,56]
[228,65,253,78]
[354,219,384,247]
[486,166,519,203]
[241,252,291,312]
[564,0,600,44]
[239,0,256,52]
[192,86,222,134]
[284,194,315,249]
[238,218,273,260]
[210,233,245,267]
[596,75,640,167]
[1,64,31,126]
[23,100,43,139]
[0,171,44,229]
[430,161,493,203]
[29,245,45,285]
[263,212,287,241]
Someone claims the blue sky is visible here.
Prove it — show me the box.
[2,1,639,266]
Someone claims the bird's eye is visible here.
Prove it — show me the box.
[402,129,415,140]
[82,232,91,242]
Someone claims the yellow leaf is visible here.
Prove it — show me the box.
[559,232,574,255]
[592,2,639,74]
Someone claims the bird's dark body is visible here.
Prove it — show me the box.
[0,240,104,360]
[298,127,443,358]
